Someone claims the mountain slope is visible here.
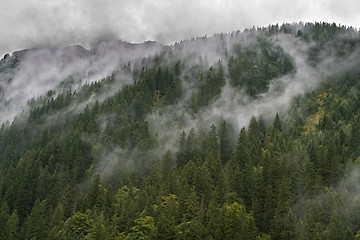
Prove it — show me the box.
[0,22,360,239]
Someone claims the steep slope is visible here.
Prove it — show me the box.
[0,22,359,239]
[0,40,164,123]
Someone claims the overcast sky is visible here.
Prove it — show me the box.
[0,0,359,57]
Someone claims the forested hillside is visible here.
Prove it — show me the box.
[0,22,360,239]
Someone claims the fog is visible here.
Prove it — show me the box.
[1,0,360,57]
[76,27,360,181]
[147,31,360,157]
[0,21,359,186]
[0,40,164,123]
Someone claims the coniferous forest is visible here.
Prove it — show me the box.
[0,22,360,239]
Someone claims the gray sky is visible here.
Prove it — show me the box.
[0,0,359,57]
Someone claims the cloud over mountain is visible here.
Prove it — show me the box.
[1,0,360,57]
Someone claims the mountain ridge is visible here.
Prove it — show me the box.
[0,22,360,239]
[2,40,165,60]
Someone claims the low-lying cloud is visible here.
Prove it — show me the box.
[1,0,360,57]
[0,41,164,124]
[148,32,360,155]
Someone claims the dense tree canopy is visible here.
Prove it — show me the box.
[0,22,360,239]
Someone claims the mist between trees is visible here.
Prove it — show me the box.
[0,22,360,239]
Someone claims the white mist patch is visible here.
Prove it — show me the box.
[0,41,164,124]
[292,164,360,232]
[93,148,130,179]
[339,165,360,218]
[148,33,359,153]
[91,145,165,181]
[168,30,262,104]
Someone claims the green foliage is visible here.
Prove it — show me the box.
[228,37,294,96]
[190,64,225,112]
[60,210,93,240]
[127,215,157,240]
[0,22,360,239]
[209,202,257,240]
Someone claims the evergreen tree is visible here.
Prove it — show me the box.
[155,194,180,239]
[3,210,19,240]
[219,120,232,164]
[61,210,93,240]
[0,202,10,239]
[273,113,282,132]
[176,131,187,168]
[21,199,48,240]
[204,125,222,184]
[271,178,296,239]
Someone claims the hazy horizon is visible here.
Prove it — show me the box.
[1,0,359,57]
